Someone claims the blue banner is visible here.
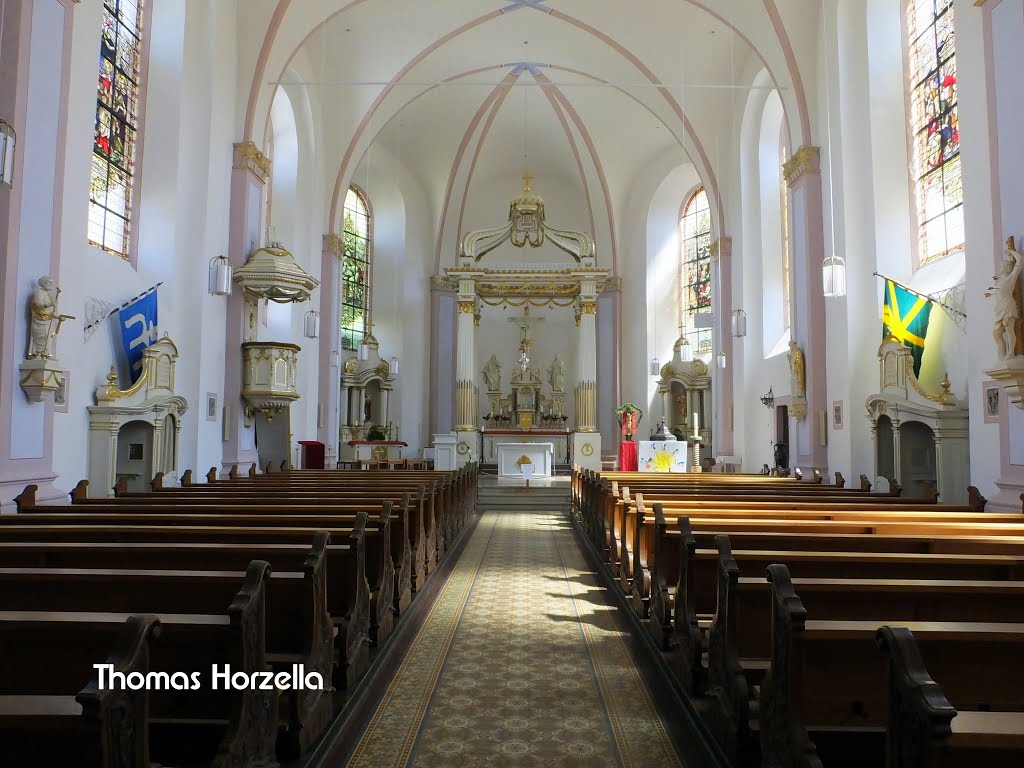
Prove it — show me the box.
[119,290,158,382]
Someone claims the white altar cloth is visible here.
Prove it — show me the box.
[497,442,554,477]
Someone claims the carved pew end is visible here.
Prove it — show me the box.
[966,486,987,513]
[69,480,89,504]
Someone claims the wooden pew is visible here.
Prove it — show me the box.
[877,626,1024,768]
[0,613,161,768]
[1,562,279,768]
[60,480,427,601]
[758,564,1024,768]
[0,542,335,755]
[0,519,373,689]
[10,496,398,649]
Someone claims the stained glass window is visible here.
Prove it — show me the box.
[340,188,371,351]
[680,188,712,354]
[88,0,145,259]
[907,0,962,265]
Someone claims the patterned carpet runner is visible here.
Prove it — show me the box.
[347,508,684,767]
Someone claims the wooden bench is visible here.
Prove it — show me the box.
[758,564,1024,768]
[0,544,334,755]
[10,497,398,649]
[0,613,161,768]
[877,625,1024,768]
[1,561,279,768]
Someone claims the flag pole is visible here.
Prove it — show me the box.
[872,272,966,320]
[82,282,163,335]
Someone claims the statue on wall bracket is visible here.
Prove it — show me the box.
[20,276,76,402]
[984,236,1024,409]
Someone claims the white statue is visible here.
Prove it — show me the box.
[548,354,566,391]
[28,276,66,359]
[985,237,1023,360]
[482,354,502,392]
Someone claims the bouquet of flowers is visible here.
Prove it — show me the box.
[615,403,644,441]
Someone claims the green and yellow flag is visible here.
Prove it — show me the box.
[882,279,933,378]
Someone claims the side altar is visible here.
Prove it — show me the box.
[446,177,609,471]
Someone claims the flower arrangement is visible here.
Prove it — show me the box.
[615,403,644,441]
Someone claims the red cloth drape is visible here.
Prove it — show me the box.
[619,441,638,471]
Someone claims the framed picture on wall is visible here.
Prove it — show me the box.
[128,443,144,461]
[206,392,218,422]
[832,400,843,430]
[983,380,1000,424]
[53,371,69,413]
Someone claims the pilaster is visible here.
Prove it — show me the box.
[785,146,829,473]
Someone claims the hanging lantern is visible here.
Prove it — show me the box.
[717,352,727,369]
[731,309,747,338]
[680,338,693,363]
[649,357,661,376]
[390,356,400,375]
[208,255,233,296]
[822,254,847,298]
[303,309,320,339]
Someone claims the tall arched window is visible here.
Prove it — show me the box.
[340,187,371,350]
[88,0,146,259]
[907,0,962,265]
[679,188,712,353]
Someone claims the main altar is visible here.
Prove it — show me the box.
[445,177,609,470]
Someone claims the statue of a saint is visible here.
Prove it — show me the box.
[482,354,502,392]
[548,354,565,391]
[985,237,1023,360]
[787,340,806,398]
[28,276,70,359]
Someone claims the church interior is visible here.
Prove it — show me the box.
[2,0,1024,766]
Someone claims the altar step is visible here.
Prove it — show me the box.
[479,463,573,476]
[477,482,572,513]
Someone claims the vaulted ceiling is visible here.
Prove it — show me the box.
[238,0,820,270]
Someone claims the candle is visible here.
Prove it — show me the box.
[691,412,699,433]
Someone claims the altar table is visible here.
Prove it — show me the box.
[497,442,554,477]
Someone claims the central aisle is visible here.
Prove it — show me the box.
[347,508,684,767]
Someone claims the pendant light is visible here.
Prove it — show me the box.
[821,2,846,298]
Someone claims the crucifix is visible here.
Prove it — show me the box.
[507,305,545,372]
[522,172,534,189]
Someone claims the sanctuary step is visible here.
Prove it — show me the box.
[479,462,573,476]
[477,477,571,513]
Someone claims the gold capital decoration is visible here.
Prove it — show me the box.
[710,236,732,262]
[233,141,271,181]
[324,234,344,256]
[457,300,476,314]
[580,301,597,315]
[783,146,820,187]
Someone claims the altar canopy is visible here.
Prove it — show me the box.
[446,179,610,470]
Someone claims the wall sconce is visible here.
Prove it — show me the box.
[303,309,320,339]
[329,350,339,368]
[390,356,400,375]
[0,119,16,187]
[760,386,774,409]
[731,309,747,338]
[649,357,661,376]
[716,352,727,369]
[679,338,692,363]
[822,254,847,298]
[208,255,232,295]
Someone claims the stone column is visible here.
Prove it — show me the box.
[572,279,602,469]
[0,0,75,507]
[221,142,270,475]
[317,234,343,452]
[784,146,828,474]
[339,386,349,428]
[711,237,734,455]
[453,278,478,467]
